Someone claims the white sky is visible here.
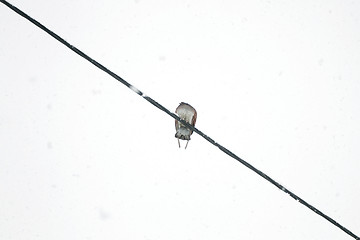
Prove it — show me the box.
[1,0,360,239]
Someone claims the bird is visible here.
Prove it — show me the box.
[175,102,197,149]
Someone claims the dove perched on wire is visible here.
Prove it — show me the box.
[175,102,197,149]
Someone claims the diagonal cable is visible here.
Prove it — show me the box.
[0,0,359,239]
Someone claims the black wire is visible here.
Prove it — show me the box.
[1,0,358,239]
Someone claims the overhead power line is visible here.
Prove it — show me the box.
[1,0,358,239]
